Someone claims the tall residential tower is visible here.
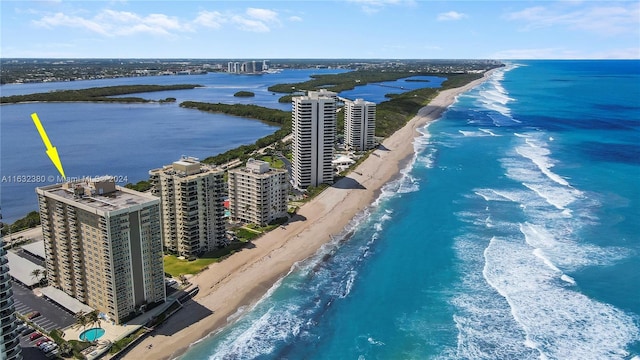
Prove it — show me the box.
[149,157,226,257]
[36,177,165,324]
[228,159,288,226]
[291,89,337,190]
[344,98,376,151]
[0,240,22,360]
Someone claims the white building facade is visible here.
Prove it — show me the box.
[228,159,288,226]
[291,89,337,189]
[344,98,376,151]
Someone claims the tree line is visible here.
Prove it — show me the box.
[0,84,201,104]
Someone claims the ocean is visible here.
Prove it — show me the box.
[179,60,640,359]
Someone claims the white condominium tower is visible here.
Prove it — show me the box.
[292,89,337,190]
[228,158,288,226]
[36,177,165,324]
[149,157,226,257]
[0,240,22,360]
[344,98,376,151]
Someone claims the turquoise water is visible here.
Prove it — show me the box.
[180,61,640,359]
[79,327,105,342]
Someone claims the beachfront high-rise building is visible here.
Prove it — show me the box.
[0,240,22,360]
[228,159,288,226]
[36,177,165,325]
[149,157,226,257]
[344,98,376,151]
[291,89,337,189]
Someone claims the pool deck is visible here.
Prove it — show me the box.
[61,299,178,358]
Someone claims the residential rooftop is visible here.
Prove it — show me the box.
[36,176,158,215]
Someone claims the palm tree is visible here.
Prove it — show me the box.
[73,311,89,334]
[86,310,101,331]
[39,269,47,286]
[59,341,73,357]
[30,269,42,284]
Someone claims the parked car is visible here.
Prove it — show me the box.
[40,342,54,351]
[29,332,43,341]
[27,311,41,319]
[43,344,58,353]
[21,326,35,335]
[36,338,50,346]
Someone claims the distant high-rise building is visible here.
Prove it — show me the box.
[0,240,22,360]
[344,98,376,151]
[228,159,288,225]
[149,157,226,257]
[291,89,337,189]
[36,177,165,324]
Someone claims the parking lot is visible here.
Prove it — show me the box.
[12,280,76,359]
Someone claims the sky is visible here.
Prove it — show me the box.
[1,0,639,59]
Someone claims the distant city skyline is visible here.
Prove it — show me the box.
[1,1,639,59]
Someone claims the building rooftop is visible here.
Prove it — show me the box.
[36,176,158,214]
[149,156,222,179]
[7,250,45,287]
[40,286,94,315]
[21,240,45,259]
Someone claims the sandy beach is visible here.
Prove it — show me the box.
[122,71,493,360]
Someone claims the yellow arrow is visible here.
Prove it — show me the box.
[31,113,66,180]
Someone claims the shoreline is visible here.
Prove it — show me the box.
[122,70,494,360]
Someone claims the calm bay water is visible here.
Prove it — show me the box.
[0,68,442,224]
[179,61,640,359]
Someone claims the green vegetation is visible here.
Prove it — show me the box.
[163,255,219,276]
[109,328,147,354]
[234,91,255,97]
[125,180,153,192]
[374,73,483,137]
[376,87,438,137]
[235,228,261,242]
[258,155,285,169]
[163,242,249,276]
[49,329,91,358]
[180,102,289,125]
[268,70,424,94]
[0,84,201,104]
[0,210,40,236]
[179,102,292,165]
[305,183,331,200]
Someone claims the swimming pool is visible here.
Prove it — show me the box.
[79,328,105,342]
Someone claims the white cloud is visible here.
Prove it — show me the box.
[506,3,640,36]
[231,15,270,33]
[33,10,190,37]
[437,11,467,21]
[288,15,303,22]
[31,7,285,36]
[348,0,415,14]
[193,10,226,29]
[246,8,279,23]
[33,12,109,35]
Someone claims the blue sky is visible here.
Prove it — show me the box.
[1,0,638,59]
